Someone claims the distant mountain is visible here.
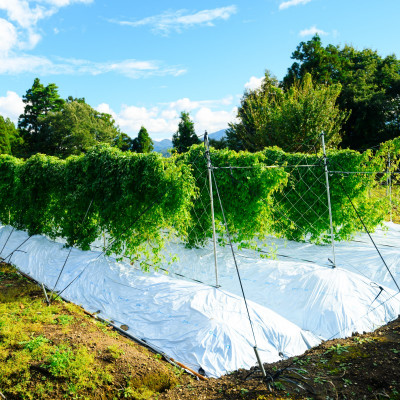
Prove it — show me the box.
[208,129,226,141]
[153,139,172,156]
[152,129,226,156]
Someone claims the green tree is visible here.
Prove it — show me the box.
[37,101,121,158]
[66,96,86,104]
[18,78,65,156]
[131,126,154,153]
[283,35,400,150]
[172,112,200,154]
[227,72,347,152]
[0,116,22,155]
[113,132,133,152]
[209,137,227,150]
[226,72,283,151]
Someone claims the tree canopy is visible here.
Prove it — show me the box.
[132,126,154,153]
[226,72,348,152]
[172,112,200,154]
[283,35,400,150]
[113,132,133,152]
[36,101,121,158]
[16,78,125,158]
[0,116,22,155]
[18,78,65,157]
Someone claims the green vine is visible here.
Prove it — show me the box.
[0,143,393,270]
[0,145,196,268]
[263,147,388,242]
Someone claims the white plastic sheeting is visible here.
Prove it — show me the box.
[0,225,320,378]
[160,222,400,340]
[1,223,399,377]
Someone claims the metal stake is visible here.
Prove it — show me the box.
[387,152,393,223]
[253,346,267,378]
[204,131,219,287]
[42,283,50,306]
[321,132,336,268]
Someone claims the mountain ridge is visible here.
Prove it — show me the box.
[153,129,226,155]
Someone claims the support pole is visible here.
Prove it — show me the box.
[0,227,14,259]
[387,152,393,223]
[321,132,336,268]
[42,283,50,306]
[204,131,219,288]
[253,346,267,378]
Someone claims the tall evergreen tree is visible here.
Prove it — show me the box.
[172,112,200,154]
[18,78,65,157]
[131,126,154,153]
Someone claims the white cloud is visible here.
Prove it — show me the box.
[0,54,186,78]
[299,25,328,37]
[40,0,93,7]
[194,107,237,134]
[279,0,312,10]
[244,76,264,91]
[0,90,24,122]
[0,1,187,80]
[97,96,236,140]
[113,5,237,35]
[161,109,178,120]
[0,54,56,74]
[168,97,200,112]
[96,102,118,120]
[0,18,18,55]
[0,0,93,51]
[167,96,233,112]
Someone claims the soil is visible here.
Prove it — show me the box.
[1,261,400,399]
[159,317,400,400]
[0,262,191,399]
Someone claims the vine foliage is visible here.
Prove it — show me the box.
[0,143,393,268]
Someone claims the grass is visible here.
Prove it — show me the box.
[0,262,189,399]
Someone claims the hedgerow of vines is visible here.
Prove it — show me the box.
[0,142,394,268]
[262,147,389,242]
[0,145,196,267]
[176,145,289,247]
[178,144,390,246]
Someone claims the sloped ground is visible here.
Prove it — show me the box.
[0,262,191,399]
[160,317,400,400]
[1,261,400,400]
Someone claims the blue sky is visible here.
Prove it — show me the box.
[1,0,400,140]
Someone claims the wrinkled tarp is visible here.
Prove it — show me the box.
[0,225,320,378]
[158,222,400,339]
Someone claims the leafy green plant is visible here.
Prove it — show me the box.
[391,348,400,354]
[273,382,286,390]
[313,376,327,384]
[324,344,349,355]
[240,387,249,396]
[57,315,74,325]
[0,145,196,268]
[107,344,124,360]
[0,141,393,263]
[263,146,389,242]
[177,145,288,247]
[20,335,50,352]
[352,336,375,345]
[47,346,74,377]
